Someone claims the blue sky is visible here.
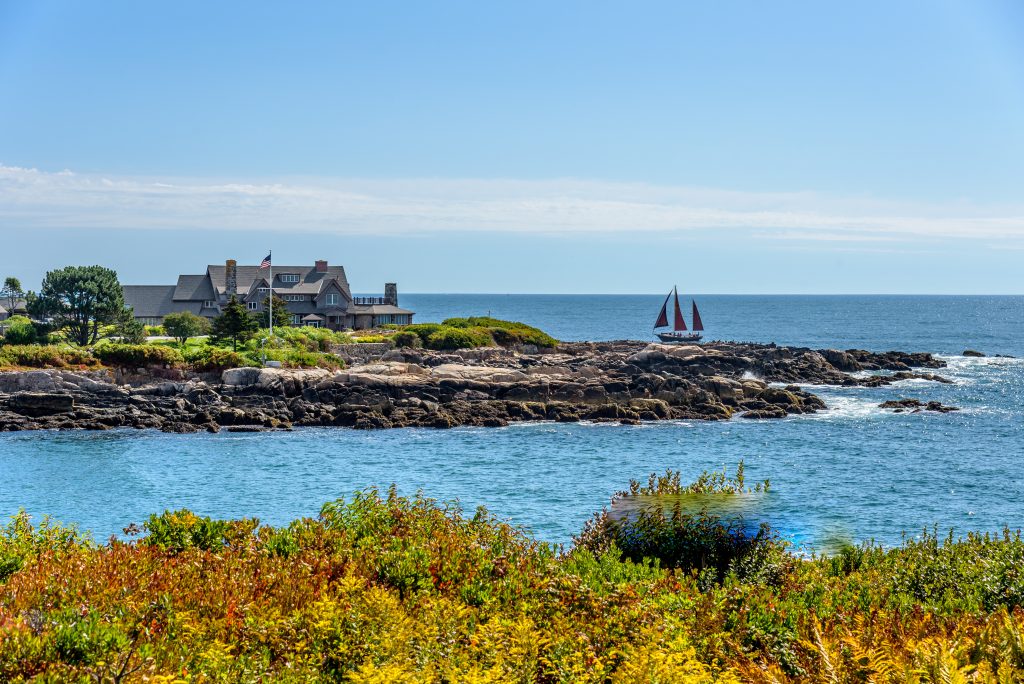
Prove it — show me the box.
[2,1,1023,293]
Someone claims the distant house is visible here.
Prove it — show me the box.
[123,259,413,331]
[0,298,28,322]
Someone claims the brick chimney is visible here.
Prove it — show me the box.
[384,283,398,306]
[315,259,328,273]
[225,259,237,296]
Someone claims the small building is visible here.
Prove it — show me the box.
[0,298,28,322]
[123,259,413,331]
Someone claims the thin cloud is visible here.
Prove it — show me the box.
[2,163,1024,242]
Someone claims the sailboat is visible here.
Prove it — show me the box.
[654,286,704,343]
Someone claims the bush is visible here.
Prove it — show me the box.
[353,335,392,344]
[183,346,253,372]
[391,331,422,349]
[425,326,494,350]
[574,463,784,584]
[402,323,445,345]
[93,343,184,368]
[0,345,98,370]
[442,316,558,348]
[142,510,255,553]
[1,316,37,345]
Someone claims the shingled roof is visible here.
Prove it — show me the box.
[206,264,351,299]
[123,286,203,318]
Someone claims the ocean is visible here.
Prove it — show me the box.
[1,294,1022,549]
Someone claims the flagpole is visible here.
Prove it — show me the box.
[268,250,273,338]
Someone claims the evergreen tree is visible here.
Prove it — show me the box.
[29,266,125,346]
[260,295,291,329]
[210,296,258,351]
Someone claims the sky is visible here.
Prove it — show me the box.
[2,1,1024,293]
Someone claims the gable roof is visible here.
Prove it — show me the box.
[172,274,215,301]
[123,286,203,318]
[206,264,351,299]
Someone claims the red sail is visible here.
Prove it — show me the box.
[654,291,670,328]
[692,300,704,331]
[673,288,687,331]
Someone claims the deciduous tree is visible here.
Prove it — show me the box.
[164,311,212,345]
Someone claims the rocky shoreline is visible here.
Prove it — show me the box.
[0,341,953,433]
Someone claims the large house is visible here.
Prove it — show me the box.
[123,259,413,331]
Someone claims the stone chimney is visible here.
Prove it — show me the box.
[315,259,328,273]
[225,259,237,296]
[384,283,398,306]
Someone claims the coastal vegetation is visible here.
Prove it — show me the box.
[2,467,1024,682]
[0,264,558,374]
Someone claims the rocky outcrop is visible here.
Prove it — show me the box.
[0,341,951,433]
[879,398,960,413]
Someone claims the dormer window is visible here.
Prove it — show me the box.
[257,287,270,294]
[326,293,339,305]
[280,274,300,283]
[203,301,217,309]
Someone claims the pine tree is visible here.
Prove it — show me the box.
[210,296,258,351]
[260,294,292,329]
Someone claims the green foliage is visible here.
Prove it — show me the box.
[142,509,243,553]
[425,326,494,350]
[93,343,183,368]
[576,463,782,583]
[163,311,211,344]
[1,276,24,312]
[391,330,422,349]
[259,294,292,329]
[115,313,147,344]
[144,324,165,336]
[209,296,259,351]
[401,323,445,344]
[182,345,254,371]
[443,316,559,348]
[29,265,125,346]
[352,334,392,344]
[0,511,90,584]
[7,487,1024,680]
[0,344,98,370]
[1,315,37,345]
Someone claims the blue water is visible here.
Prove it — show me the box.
[1,295,1023,549]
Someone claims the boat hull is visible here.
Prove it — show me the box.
[656,331,703,344]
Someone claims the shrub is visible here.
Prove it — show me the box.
[353,335,392,344]
[574,463,784,584]
[1,316,37,345]
[391,331,422,349]
[163,311,211,345]
[442,316,558,348]
[425,326,494,350]
[183,346,253,372]
[402,323,445,345]
[93,343,183,368]
[141,510,255,553]
[0,345,98,370]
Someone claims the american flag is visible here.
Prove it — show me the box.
[260,253,272,269]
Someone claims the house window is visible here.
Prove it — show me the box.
[203,301,216,309]
[247,302,259,311]
[257,287,270,294]
[291,314,301,325]
[285,294,304,302]
[280,274,300,283]
[326,293,339,305]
